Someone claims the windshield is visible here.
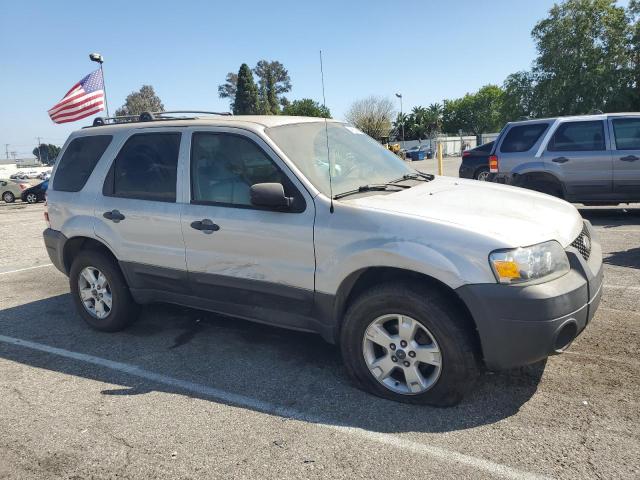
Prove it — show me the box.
[265,122,414,197]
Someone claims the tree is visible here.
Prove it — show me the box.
[115,85,164,117]
[218,60,292,115]
[442,85,504,135]
[33,144,61,165]
[233,63,260,115]
[217,72,238,111]
[253,60,291,114]
[345,96,395,140]
[282,98,331,118]
[531,0,634,115]
[501,71,537,121]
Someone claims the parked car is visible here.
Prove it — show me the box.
[459,141,494,181]
[405,144,433,160]
[38,170,52,180]
[44,113,602,406]
[490,113,640,204]
[21,179,48,203]
[10,172,27,180]
[0,178,27,203]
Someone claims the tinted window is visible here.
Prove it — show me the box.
[612,118,640,150]
[53,135,112,192]
[474,141,494,153]
[500,124,548,153]
[547,121,605,152]
[191,133,289,207]
[111,133,180,202]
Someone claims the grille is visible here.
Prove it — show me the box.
[570,224,591,261]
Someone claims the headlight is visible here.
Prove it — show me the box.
[489,240,570,284]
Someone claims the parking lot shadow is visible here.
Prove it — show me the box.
[578,206,640,228]
[0,294,545,434]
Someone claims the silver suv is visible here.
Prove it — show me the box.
[44,113,603,406]
[490,113,640,203]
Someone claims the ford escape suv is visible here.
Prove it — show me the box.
[43,112,603,406]
[490,113,640,204]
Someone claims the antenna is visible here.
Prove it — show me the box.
[320,50,334,213]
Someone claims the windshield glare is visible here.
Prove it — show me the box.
[265,122,414,197]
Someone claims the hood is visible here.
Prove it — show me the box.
[345,176,583,247]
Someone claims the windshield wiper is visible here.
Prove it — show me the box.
[333,184,407,199]
[390,172,435,183]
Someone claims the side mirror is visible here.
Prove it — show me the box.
[250,183,292,209]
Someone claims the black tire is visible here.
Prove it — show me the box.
[69,250,139,332]
[25,193,38,204]
[340,283,478,406]
[474,167,490,181]
[2,191,15,203]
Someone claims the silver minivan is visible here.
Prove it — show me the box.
[44,113,603,406]
[490,113,640,203]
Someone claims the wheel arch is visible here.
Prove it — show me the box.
[331,266,482,359]
[62,236,120,275]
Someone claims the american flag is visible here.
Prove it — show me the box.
[48,69,105,124]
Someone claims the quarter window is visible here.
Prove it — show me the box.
[109,133,180,202]
[612,118,640,150]
[547,121,605,152]
[53,135,112,192]
[190,133,290,207]
[500,124,548,153]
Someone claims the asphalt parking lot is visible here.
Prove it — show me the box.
[1,169,639,479]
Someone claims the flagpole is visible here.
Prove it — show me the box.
[90,53,109,118]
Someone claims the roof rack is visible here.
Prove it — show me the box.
[89,110,232,127]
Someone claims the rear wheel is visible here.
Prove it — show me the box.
[25,193,38,204]
[2,191,14,203]
[69,250,139,331]
[340,283,479,406]
[474,167,490,181]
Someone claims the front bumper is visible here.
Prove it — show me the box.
[456,221,603,370]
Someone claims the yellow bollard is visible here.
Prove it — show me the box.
[437,142,443,175]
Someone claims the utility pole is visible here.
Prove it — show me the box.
[4,144,8,159]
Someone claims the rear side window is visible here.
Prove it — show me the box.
[106,133,180,202]
[612,118,640,150]
[500,124,548,153]
[547,121,605,152]
[475,141,493,153]
[53,135,112,192]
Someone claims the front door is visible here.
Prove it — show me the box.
[542,120,612,201]
[180,128,316,328]
[610,116,640,201]
[95,130,189,293]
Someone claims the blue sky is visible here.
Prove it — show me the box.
[0,0,585,156]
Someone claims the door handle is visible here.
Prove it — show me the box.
[552,156,569,163]
[190,218,220,234]
[620,155,639,162]
[103,209,125,223]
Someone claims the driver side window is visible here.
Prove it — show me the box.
[190,132,287,207]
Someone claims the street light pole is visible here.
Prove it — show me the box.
[395,93,405,148]
[90,53,110,118]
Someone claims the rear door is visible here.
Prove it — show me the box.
[180,127,316,326]
[95,129,189,294]
[609,116,640,201]
[542,120,612,201]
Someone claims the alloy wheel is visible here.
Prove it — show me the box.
[476,170,490,181]
[362,314,442,395]
[26,193,37,203]
[78,266,112,319]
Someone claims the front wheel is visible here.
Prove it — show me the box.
[340,283,478,406]
[2,191,15,203]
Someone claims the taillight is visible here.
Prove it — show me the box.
[489,155,499,173]
[18,183,27,190]
[462,150,470,157]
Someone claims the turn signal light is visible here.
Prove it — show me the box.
[489,155,499,173]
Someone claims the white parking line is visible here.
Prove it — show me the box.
[604,284,640,291]
[0,264,53,275]
[0,334,549,480]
